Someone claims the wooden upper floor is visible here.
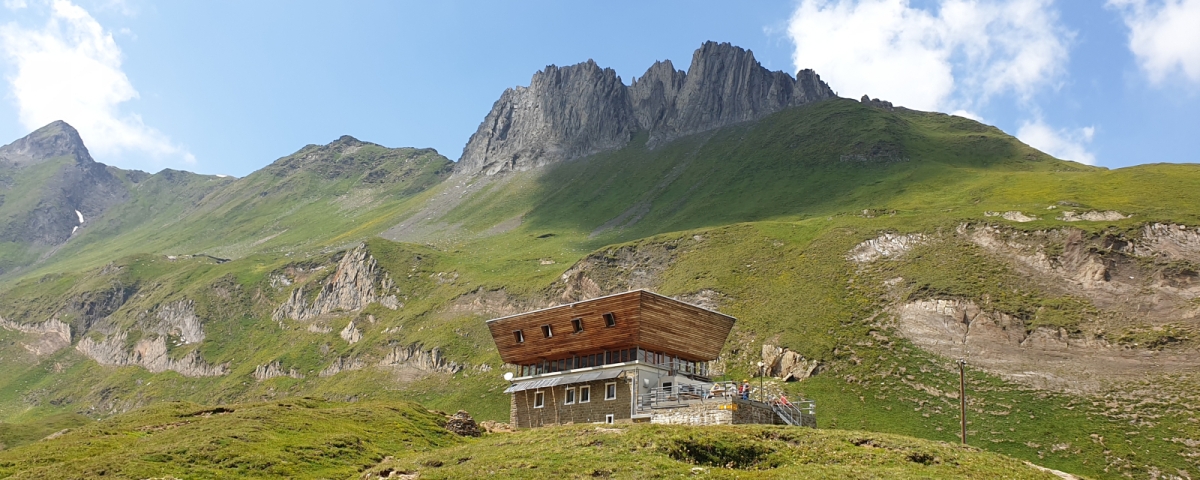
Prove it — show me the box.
[485,290,736,365]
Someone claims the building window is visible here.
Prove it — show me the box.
[572,317,584,333]
[565,387,575,405]
[603,312,617,327]
[534,391,545,408]
[541,324,553,338]
[513,330,524,343]
[579,385,591,403]
[605,414,615,424]
[605,382,617,400]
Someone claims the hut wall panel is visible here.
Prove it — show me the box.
[487,290,736,365]
[636,291,735,361]
[488,292,643,364]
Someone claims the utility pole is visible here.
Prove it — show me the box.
[959,359,967,445]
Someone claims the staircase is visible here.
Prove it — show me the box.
[771,401,815,427]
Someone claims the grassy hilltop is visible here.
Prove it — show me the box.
[0,98,1198,478]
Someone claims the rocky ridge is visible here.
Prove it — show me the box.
[456,41,836,176]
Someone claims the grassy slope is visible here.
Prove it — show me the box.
[1,99,1199,477]
[0,140,453,287]
[0,399,459,479]
[0,398,1061,480]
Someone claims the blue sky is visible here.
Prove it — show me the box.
[0,0,1196,176]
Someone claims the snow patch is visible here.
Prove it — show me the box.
[71,226,78,234]
[75,209,84,223]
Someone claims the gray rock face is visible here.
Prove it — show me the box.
[0,120,92,166]
[154,300,204,345]
[648,42,833,147]
[379,343,462,374]
[272,243,397,321]
[0,317,71,356]
[457,60,637,176]
[457,42,836,175]
[253,361,304,381]
[76,331,228,377]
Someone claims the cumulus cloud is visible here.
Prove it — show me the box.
[1017,119,1096,165]
[0,0,193,165]
[787,0,1070,112]
[787,1,1094,162]
[1108,0,1200,84]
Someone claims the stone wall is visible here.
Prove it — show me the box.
[732,399,782,425]
[649,400,734,425]
[512,378,631,428]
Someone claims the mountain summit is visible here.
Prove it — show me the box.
[0,120,93,167]
[456,41,836,176]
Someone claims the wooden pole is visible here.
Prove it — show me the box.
[959,359,967,445]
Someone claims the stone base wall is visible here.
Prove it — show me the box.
[512,378,631,428]
[649,401,734,425]
[732,399,783,425]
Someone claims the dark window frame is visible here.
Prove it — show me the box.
[572,317,584,333]
[603,312,617,327]
[541,324,553,338]
[513,330,525,343]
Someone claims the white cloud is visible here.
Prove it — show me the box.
[788,1,1094,163]
[4,0,28,10]
[0,0,192,165]
[1017,119,1096,165]
[1108,0,1200,84]
[787,0,1070,112]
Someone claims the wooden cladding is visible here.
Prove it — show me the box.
[486,290,736,365]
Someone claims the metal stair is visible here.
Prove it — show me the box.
[770,400,815,427]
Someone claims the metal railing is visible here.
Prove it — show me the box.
[634,381,816,425]
[766,397,815,426]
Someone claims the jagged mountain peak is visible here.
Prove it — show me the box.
[0,120,93,167]
[456,41,836,176]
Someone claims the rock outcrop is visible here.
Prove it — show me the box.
[859,95,895,111]
[0,317,71,356]
[76,331,228,377]
[1058,210,1129,222]
[272,244,397,321]
[1125,223,1200,262]
[153,300,204,344]
[253,361,304,381]
[847,233,925,264]
[456,41,836,176]
[892,298,1200,392]
[760,344,819,382]
[379,344,462,374]
[339,319,362,344]
[319,356,365,377]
